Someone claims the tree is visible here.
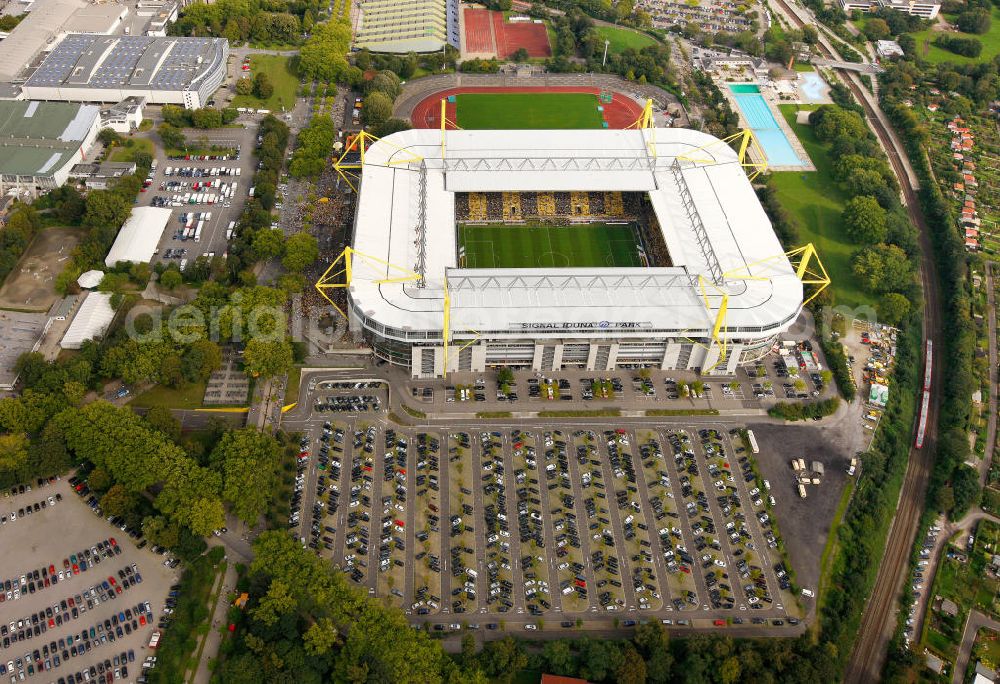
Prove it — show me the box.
[253,72,274,100]
[158,123,186,151]
[144,406,182,443]
[367,70,401,100]
[496,367,515,386]
[372,118,412,138]
[862,17,891,40]
[244,339,294,378]
[236,76,254,95]
[209,428,282,524]
[512,47,530,62]
[252,579,297,626]
[252,228,285,260]
[0,433,28,474]
[851,243,912,293]
[617,644,647,684]
[303,617,340,655]
[949,464,980,519]
[956,8,991,34]
[843,195,888,245]
[99,484,138,518]
[83,191,130,229]
[282,232,318,272]
[877,292,910,326]
[182,339,222,383]
[362,91,393,126]
[159,268,183,290]
[98,128,122,148]
[191,108,223,128]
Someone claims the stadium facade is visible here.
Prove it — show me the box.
[338,127,806,378]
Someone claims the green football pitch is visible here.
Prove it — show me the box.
[458,222,645,268]
[455,93,605,129]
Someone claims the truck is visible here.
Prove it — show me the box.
[194,221,204,242]
[746,429,759,454]
[797,484,807,499]
[148,631,161,649]
[847,458,858,476]
[226,220,236,240]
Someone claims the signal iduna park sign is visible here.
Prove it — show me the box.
[514,321,653,330]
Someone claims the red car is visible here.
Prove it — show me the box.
[48,618,55,628]
[63,559,70,569]
[139,615,146,626]
[72,564,79,575]
[49,565,55,575]
[109,537,117,546]
[713,619,726,627]
[108,576,117,586]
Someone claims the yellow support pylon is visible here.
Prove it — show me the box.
[332,130,424,193]
[314,246,423,320]
[676,129,769,180]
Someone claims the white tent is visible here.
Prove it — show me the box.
[104,206,172,267]
[77,269,104,289]
[60,292,115,349]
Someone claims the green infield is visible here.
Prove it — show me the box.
[458,222,645,268]
[455,93,605,129]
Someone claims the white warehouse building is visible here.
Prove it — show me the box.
[336,127,811,378]
[21,34,228,108]
[104,206,173,267]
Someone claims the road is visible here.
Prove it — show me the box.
[770,0,943,680]
[982,261,998,488]
[954,608,1000,684]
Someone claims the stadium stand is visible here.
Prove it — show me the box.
[570,191,589,216]
[468,192,487,221]
[588,191,605,214]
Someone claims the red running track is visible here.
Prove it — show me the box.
[491,12,551,58]
[410,86,644,130]
[463,8,495,54]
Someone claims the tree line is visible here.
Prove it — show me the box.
[169,0,321,45]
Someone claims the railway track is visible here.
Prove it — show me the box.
[768,1,943,680]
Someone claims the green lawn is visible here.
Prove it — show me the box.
[455,93,605,129]
[592,25,658,53]
[109,137,154,163]
[907,9,1000,64]
[133,381,208,410]
[458,222,644,268]
[232,55,300,112]
[770,104,875,310]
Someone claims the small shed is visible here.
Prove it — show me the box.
[795,110,813,125]
[77,270,104,290]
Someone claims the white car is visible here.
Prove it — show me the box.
[524,624,538,630]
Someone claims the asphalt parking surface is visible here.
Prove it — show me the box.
[137,122,260,269]
[748,422,853,595]
[0,479,177,684]
[283,390,804,632]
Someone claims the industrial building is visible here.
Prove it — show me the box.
[68,161,138,189]
[353,0,460,53]
[22,34,228,108]
[104,206,173,267]
[60,291,115,349]
[839,0,941,19]
[0,100,100,194]
[99,96,146,133]
[324,127,820,378]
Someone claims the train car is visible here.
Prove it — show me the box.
[924,339,933,391]
[915,389,930,449]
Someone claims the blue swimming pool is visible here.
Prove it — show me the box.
[728,84,804,167]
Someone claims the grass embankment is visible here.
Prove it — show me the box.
[109,138,155,163]
[907,9,1000,65]
[592,25,657,53]
[232,55,300,112]
[771,104,875,310]
[133,382,209,410]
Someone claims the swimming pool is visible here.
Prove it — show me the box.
[727,84,804,167]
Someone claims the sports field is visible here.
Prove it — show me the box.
[455,93,605,129]
[458,222,645,268]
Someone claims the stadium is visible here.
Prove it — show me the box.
[319,116,824,378]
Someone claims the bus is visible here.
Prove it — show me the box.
[745,430,759,454]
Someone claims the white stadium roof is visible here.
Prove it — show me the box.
[60,291,114,349]
[104,206,172,267]
[349,127,803,339]
[77,269,103,289]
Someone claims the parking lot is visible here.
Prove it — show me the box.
[133,123,260,270]
[0,478,177,683]
[284,394,804,631]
